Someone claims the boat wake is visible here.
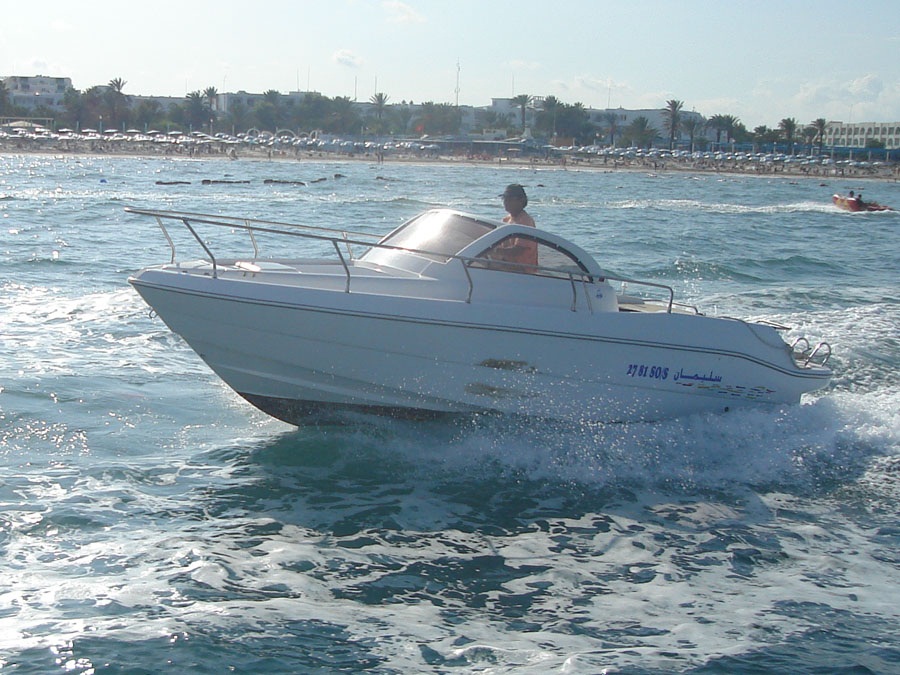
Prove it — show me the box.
[244,384,897,503]
[609,198,842,215]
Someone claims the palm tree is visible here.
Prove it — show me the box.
[395,105,413,134]
[625,116,657,149]
[133,99,162,131]
[81,86,105,130]
[680,116,705,153]
[203,86,219,133]
[752,125,777,151]
[511,94,532,133]
[708,114,741,149]
[203,86,218,111]
[721,115,741,144]
[253,101,278,132]
[601,111,619,146]
[0,80,10,115]
[224,99,251,134]
[369,92,389,119]
[256,90,282,131]
[567,102,592,144]
[539,95,560,137]
[662,99,683,150]
[369,92,389,133]
[106,77,128,130]
[413,102,461,135]
[802,126,818,154]
[328,96,359,134]
[779,117,798,154]
[185,91,209,131]
[708,114,723,147]
[477,109,500,131]
[61,86,84,130]
[810,117,828,155]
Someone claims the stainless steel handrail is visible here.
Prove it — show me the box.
[459,259,475,304]
[790,337,831,367]
[128,207,381,240]
[181,217,218,278]
[610,276,676,312]
[332,240,352,293]
[128,207,676,313]
[790,336,810,354]
[245,219,260,258]
[154,215,177,264]
[806,341,832,366]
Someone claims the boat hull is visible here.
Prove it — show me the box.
[832,195,892,212]
[130,269,831,425]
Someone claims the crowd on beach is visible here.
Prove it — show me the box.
[2,127,898,181]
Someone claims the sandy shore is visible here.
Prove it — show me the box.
[3,136,898,183]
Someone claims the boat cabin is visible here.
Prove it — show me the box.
[360,209,603,280]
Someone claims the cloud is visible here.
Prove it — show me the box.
[777,74,899,124]
[561,76,633,108]
[24,58,53,72]
[333,49,363,69]
[500,66,897,128]
[694,96,743,117]
[793,81,832,108]
[49,19,76,34]
[382,1,425,24]
[549,78,570,94]
[846,74,883,100]
[506,59,541,72]
[573,75,613,94]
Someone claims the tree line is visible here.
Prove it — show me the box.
[0,78,462,137]
[1,79,874,153]
[528,96,839,154]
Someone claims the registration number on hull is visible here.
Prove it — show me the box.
[626,364,669,380]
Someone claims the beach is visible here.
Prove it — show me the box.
[3,133,898,182]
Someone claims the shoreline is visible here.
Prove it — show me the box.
[3,138,899,184]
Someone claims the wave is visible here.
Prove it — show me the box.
[229,385,898,505]
[607,198,845,215]
[669,257,765,282]
[634,252,842,285]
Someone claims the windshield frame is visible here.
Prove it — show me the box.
[362,210,496,265]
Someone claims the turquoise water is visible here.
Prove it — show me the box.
[1,154,899,673]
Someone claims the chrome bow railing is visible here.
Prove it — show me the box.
[126,207,677,313]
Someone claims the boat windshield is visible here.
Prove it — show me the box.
[363,210,495,264]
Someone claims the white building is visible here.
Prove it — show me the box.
[825,121,900,149]
[1,75,72,109]
[588,107,708,145]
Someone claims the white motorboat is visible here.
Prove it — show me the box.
[127,207,832,424]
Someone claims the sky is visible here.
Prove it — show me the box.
[3,0,899,129]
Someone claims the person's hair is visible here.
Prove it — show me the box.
[503,184,528,206]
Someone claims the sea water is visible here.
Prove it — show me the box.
[1,153,898,673]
